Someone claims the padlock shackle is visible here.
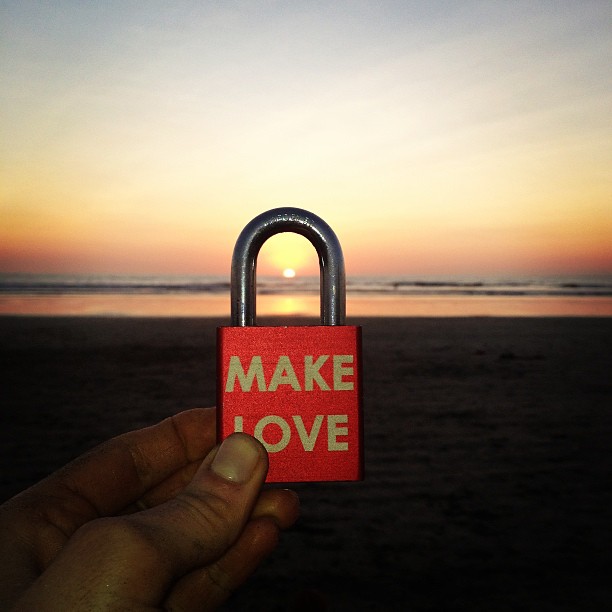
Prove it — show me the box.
[231,207,346,326]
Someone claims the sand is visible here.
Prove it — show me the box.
[1,316,611,610]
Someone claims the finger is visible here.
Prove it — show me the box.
[166,517,282,611]
[1,408,217,581]
[67,407,217,515]
[166,489,300,610]
[252,488,300,530]
[13,434,271,610]
[127,478,300,531]
[131,433,270,577]
[12,408,216,523]
[121,459,202,514]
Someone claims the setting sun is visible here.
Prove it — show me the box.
[282,268,296,279]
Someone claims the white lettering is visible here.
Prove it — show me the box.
[225,354,355,392]
[333,355,354,391]
[268,356,301,391]
[327,414,349,451]
[225,356,266,392]
[234,414,349,452]
[304,355,330,391]
[292,415,324,451]
[254,415,291,453]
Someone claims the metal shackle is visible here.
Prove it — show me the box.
[231,207,346,327]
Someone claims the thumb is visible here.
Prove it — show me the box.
[137,432,270,576]
[14,433,270,611]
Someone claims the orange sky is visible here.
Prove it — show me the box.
[1,2,611,278]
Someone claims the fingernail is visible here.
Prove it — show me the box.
[211,434,261,483]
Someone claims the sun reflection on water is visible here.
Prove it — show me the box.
[0,294,611,317]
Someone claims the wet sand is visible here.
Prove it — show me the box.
[1,316,611,610]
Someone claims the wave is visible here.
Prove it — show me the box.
[1,274,611,298]
[0,276,230,295]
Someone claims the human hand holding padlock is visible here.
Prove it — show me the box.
[0,408,299,610]
[217,208,364,482]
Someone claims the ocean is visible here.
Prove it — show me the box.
[1,273,611,317]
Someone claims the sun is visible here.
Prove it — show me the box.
[282,268,296,279]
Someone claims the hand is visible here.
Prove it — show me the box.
[0,408,299,611]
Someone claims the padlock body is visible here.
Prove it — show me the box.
[217,325,363,482]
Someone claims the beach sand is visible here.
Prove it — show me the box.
[1,316,611,610]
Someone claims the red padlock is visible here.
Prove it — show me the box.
[217,207,363,482]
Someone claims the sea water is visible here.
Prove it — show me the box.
[0,273,611,316]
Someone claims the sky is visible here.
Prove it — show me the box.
[1,0,611,278]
